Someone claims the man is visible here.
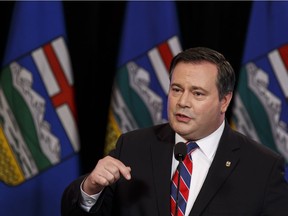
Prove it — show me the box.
[61,47,288,216]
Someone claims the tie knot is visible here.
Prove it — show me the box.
[186,141,198,154]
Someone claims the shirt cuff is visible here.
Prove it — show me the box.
[79,178,102,212]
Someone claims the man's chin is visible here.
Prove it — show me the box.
[174,126,191,136]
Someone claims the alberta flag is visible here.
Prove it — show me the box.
[104,1,182,155]
[0,2,80,215]
[231,1,288,181]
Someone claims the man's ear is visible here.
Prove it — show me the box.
[220,92,233,114]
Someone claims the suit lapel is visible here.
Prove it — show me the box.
[151,124,175,216]
[190,124,241,215]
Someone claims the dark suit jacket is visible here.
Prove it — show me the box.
[61,122,288,216]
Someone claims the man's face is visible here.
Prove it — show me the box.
[167,61,232,141]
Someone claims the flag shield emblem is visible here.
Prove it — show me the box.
[232,45,288,162]
[0,37,79,186]
[105,36,181,155]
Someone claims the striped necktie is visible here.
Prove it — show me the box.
[170,141,198,216]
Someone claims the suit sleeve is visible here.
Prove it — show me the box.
[61,136,124,216]
[262,156,288,215]
[61,174,101,216]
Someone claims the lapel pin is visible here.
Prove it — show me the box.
[225,161,231,167]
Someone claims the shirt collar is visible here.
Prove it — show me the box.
[175,120,225,161]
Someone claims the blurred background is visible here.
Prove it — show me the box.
[1,1,252,173]
[3,1,288,216]
[70,1,253,173]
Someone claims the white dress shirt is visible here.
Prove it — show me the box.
[172,121,224,216]
[80,121,225,213]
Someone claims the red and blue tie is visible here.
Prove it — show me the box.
[170,142,198,216]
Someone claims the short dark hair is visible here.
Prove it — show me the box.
[169,47,235,100]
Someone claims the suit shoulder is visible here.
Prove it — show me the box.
[229,127,282,160]
[121,123,171,137]
[114,123,174,147]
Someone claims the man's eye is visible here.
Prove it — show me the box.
[194,91,203,96]
[172,87,180,92]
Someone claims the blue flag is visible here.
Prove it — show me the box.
[104,1,182,154]
[231,1,288,181]
[0,2,80,215]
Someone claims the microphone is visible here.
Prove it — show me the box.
[173,142,187,216]
[174,142,187,161]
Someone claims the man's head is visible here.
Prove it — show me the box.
[169,47,235,100]
[167,47,235,141]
